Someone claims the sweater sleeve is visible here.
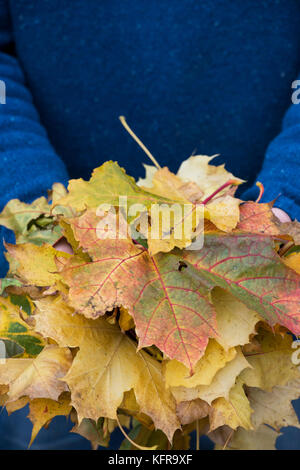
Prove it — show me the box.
[242,79,300,220]
[0,1,69,275]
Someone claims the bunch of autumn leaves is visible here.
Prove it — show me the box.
[0,156,299,450]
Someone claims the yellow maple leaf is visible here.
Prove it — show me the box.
[139,167,204,204]
[204,195,242,232]
[28,392,72,446]
[171,347,250,405]
[34,296,180,442]
[5,243,71,287]
[241,327,299,391]
[138,168,203,255]
[284,252,300,275]
[0,345,72,402]
[55,161,172,214]
[136,164,158,188]
[0,384,8,406]
[138,155,244,202]
[120,390,155,429]
[210,378,253,431]
[50,183,75,218]
[5,396,29,414]
[138,163,242,252]
[164,339,236,388]
[176,155,244,200]
[119,306,135,332]
[212,288,261,350]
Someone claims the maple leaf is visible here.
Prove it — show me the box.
[21,224,62,247]
[55,161,173,214]
[138,167,197,204]
[56,161,204,255]
[211,288,261,350]
[5,396,29,414]
[0,193,62,246]
[184,232,300,335]
[28,392,72,446]
[204,195,242,233]
[0,296,44,356]
[247,377,300,432]
[119,306,135,331]
[1,154,300,449]
[145,203,202,256]
[240,327,300,391]
[136,166,203,255]
[71,415,130,450]
[138,160,242,247]
[50,183,75,218]
[176,399,210,426]
[284,252,300,274]
[237,203,300,250]
[210,424,280,450]
[34,296,180,442]
[0,345,72,402]
[59,210,217,369]
[164,339,236,389]
[176,155,244,200]
[171,347,250,405]
[71,418,111,449]
[209,377,253,431]
[0,197,50,238]
[5,243,72,287]
[136,164,158,188]
[119,391,156,432]
[277,220,300,245]
[237,201,281,236]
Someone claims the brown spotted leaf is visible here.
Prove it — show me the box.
[237,202,281,236]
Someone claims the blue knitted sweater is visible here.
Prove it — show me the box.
[0,0,300,450]
[1,1,300,275]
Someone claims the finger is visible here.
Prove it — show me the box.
[272,207,291,223]
[53,238,74,255]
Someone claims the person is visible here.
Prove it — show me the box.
[0,0,299,449]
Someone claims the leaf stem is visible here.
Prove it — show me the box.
[255,182,265,203]
[202,180,239,205]
[278,241,294,257]
[116,414,157,451]
[222,429,234,450]
[196,420,200,451]
[119,116,161,170]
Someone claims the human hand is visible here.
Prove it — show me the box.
[53,237,74,254]
[272,207,291,223]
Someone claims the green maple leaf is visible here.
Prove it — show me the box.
[0,196,62,246]
[0,197,50,237]
[0,296,44,357]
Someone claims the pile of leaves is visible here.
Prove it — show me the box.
[0,153,300,450]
